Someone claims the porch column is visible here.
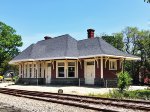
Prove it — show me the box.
[101,56,103,78]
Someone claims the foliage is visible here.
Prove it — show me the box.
[0,75,3,80]
[13,75,19,82]
[0,21,23,74]
[144,0,150,3]
[101,26,150,84]
[102,33,124,51]
[117,71,132,92]
[88,89,150,100]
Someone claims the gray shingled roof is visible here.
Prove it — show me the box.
[78,37,139,59]
[10,34,140,63]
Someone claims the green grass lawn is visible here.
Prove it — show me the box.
[88,89,150,100]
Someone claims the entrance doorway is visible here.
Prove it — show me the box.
[85,61,95,84]
[46,63,51,84]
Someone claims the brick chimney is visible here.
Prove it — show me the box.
[44,36,52,40]
[87,29,95,39]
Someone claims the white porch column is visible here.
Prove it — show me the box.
[101,56,103,78]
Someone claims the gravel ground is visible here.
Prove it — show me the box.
[0,102,29,112]
[0,82,148,112]
[0,93,98,112]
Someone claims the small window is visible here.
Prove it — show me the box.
[21,65,22,74]
[39,64,41,77]
[68,67,75,77]
[68,62,75,77]
[47,63,51,67]
[58,62,64,66]
[68,62,75,66]
[29,64,32,78]
[34,64,36,78]
[58,67,64,77]
[109,60,117,70]
[57,62,65,78]
[87,61,94,65]
[26,65,28,78]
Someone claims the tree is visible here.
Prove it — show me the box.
[101,26,150,84]
[144,0,150,3]
[0,22,23,74]
[101,33,124,51]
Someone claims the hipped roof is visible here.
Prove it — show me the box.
[10,34,140,64]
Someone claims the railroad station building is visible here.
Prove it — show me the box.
[9,29,140,86]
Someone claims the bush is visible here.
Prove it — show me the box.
[0,76,3,81]
[88,89,150,100]
[117,71,132,92]
[13,75,19,82]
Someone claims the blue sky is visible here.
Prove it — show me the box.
[0,0,150,50]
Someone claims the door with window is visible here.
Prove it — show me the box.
[46,63,51,84]
[85,61,95,84]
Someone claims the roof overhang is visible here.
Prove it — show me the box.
[78,54,141,60]
[9,54,140,65]
[9,57,78,64]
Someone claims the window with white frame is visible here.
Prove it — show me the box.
[34,64,36,78]
[109,60,117,70]
[29,64,32,78]
[39,63,41,78]
[57,62,65,77]
[26,64,28,78]
[68,62,75,78]
[21,65,23,74]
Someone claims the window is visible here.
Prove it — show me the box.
[57,62,65,77]
[21,65,22,74]
[26,65,28,78]
[39,64,41,77]
[47,63,51,67]
[109,60,117,70]
[29,64,32,78]
[34,64,36,78]
[87,61,94,65]
[68,62,75,78]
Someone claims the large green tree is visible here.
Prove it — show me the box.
[101,27,150,84]
[0,22,23,74]
[101,33,124,51]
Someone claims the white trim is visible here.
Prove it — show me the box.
[101,57,103,78]
[56,60,77,78]
[79,54,141,60]
[9,54,140,64]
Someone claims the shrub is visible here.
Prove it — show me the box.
[0,76,3,81]
[117,71,132,92]
[13,75,19,82]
